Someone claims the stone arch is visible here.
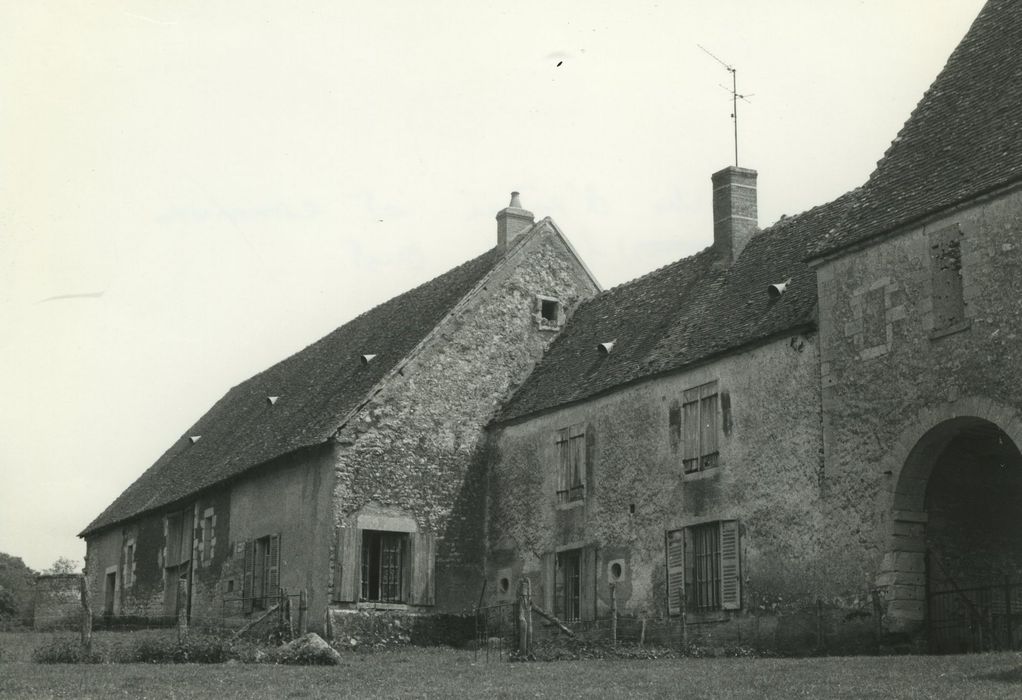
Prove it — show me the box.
[875,396,1022,635]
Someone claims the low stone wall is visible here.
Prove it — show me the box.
[33,574,82,631]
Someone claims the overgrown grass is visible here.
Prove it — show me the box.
[2,632,1022,698]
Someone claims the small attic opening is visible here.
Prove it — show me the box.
[541,298,560,322]
[536,295,562,329]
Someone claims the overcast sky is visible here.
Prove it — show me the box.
[0,1,986,571]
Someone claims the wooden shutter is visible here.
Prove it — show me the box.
[242,540,255,613]
[666,530,685,615]
[584,428,595,497]
[166,514,181,567]
[682,390,700,466]
[334,527,360,603]
[409,532,436,606]
[553,554,565,618]
[683,528,695,610]
[542,551,555,613]
[700,393,718,458]
[580,546,597,621]
[719,520,741,610]
[267,534,280,598]
[179,510,193,563]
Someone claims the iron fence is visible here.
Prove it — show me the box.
[928,580,1022,653]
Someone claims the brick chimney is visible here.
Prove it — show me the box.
[712,166,758,263]
[496,192,535,252]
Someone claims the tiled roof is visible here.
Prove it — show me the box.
[81,247,502,536]
[811,0,1022,257]
[497,192,857,423]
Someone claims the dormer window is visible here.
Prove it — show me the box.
[536,295,562,330]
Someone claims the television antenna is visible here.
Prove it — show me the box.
[698,45,754,167]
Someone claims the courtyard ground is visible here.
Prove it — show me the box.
[2,632,1021,699]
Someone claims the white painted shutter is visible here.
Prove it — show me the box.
[666,529,685,615]
[719,520,741,610]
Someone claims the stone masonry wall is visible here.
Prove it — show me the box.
[332,227,598,613]
[815,186,1022,630]
[488,332,831,642]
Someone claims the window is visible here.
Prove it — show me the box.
[164,509,193,568]
[361,531,407,603]
[122,541,135,588]
[544,547,596,622]
[682,382,719,473]
[104,571,117,616]
[243,534,280,613]
[666,520,741,614]
[333,527,436,607]
[200,510,214,564]
[556,424,586,503]
[555,550,582,621]
[536,295,562,329]
[929,224,966,332]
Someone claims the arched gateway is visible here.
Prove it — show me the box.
[877,398,1022,652]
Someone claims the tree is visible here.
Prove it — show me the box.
[44,557,81,575]
[0,553,37,626]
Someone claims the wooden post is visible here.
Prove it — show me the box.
[298,589,308,636]
[816,598,825,652]
[871,588,883,652]
[609,582,617,646]
[516,578,532,656]
[176,578,188,640]
[639,608,647,647]
[79,574,92,655]
[679,587,688,650]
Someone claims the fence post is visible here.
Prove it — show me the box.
[176,578,188,640]
[298,589,308,636]
[816,598,825,653]
[639,609,647,647]
[680,587,688,650]
[79,574,92,655]
[610,582,617,646]
[517,578,532,656]
[871,588,883,653]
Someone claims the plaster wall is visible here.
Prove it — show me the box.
[225,445,335,630]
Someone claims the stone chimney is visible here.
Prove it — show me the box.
[496,192,535,251]
[712,166,758,263]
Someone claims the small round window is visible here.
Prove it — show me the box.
[610,562,623,580]
[499,577,510,593]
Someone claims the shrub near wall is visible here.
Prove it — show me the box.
[327,610,475,648]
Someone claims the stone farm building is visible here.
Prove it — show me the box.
[83,0,1022,652]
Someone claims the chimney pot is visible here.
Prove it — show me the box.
[496,191,535,252]
[712,166,758,264]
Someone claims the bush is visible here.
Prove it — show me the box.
[32,638,105,664]
[126,634,241,663]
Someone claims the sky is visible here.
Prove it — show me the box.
[0,0,987,572]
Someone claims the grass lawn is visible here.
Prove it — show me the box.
[3,633,1022,699]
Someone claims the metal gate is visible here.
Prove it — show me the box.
[928,580,1022,653]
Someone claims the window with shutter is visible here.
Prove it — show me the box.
[681,382,720,473]
[242,541,255,614]
[666,520,741,613]
[555,549,581,621]
[266,534,280,600]
[556,424,586,503]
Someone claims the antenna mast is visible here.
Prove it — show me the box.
[698,45,752,167]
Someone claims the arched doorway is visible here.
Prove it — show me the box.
[882,415,1022,652]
